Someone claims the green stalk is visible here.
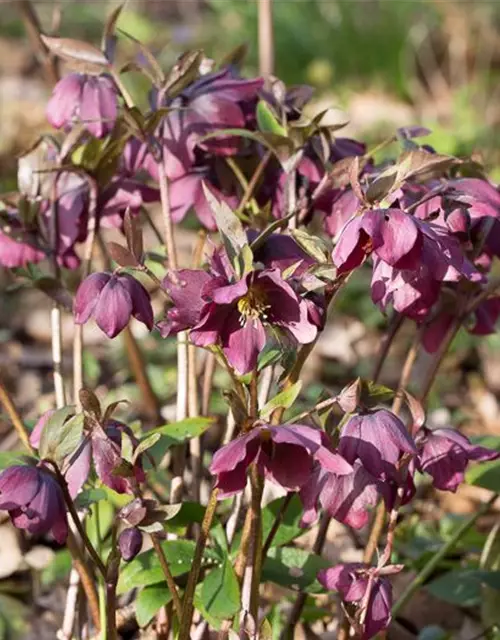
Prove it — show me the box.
[392,494,499,617]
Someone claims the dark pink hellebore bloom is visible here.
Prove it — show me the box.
[332,209,420,274]
[74,272,154,338]
[153,68,264,179]
[299,461,384,529]
[415,427,500,492]
[318,563,392,640]
[0,464,68,543]
[210,424,352,497]
[190,268,318,374]
[0,215,45,268]
[339,409,417,480]
[47,73,118,138]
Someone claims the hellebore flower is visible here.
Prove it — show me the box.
[46,73,118,138]
[190,268,318,374]
[0,212,45,268]
[118,527,143,561]
[339,410,417,480]
[0,464,68,543]
[91,420,146,494]
[30,410,91,499]
[318,563,393,640]
[210,424,352,497]
[168,167,239,230]
[415,427,500,492]
[332,209,420,274]
[158,268,218,337]
[300,461,385,529]
[152,67,263,179]
[74,272,154,338]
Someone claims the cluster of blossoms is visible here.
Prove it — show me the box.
[0,22,500,638]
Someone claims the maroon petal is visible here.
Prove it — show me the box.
[93,277,133,338]
[263,442,313,490]
[119,274,154,331]
[365,578,392,639]
[0,465,41,510]
[223,317,266,374]
[74,272,111,324]
[46,73,83,129]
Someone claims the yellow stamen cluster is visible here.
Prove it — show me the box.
[237,286,270,325]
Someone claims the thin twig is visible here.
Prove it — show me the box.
[65,531,101,631]
[201,352,216,416]
[73,178,98,412]
[258,0,274,87]
[0,380,34,454]
[178,488,219,640]
[371,313,404,384]
[18,0,59,86]
[150,534,183,622]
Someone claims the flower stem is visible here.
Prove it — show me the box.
[392,493,498,617]
[178,487,220,640]
[249,466,264,620]
[54,465,107,578]
[0,380,34,454]
[65,530,101,631]
[262,492,294,558]
[150,534,183,622]
[371,313,404,384]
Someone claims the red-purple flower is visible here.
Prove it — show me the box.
[415,427,500,492]
[318,563,392,640]
[189,268,318,374]
[46,73,118,138]
[152,68,263,179]
[339,409,417,480]
[299,461,385,529]
[74,272,154,338]
[332,209,420,274]
[210,424,352,497]
[0,464,68,543]
[0,210,45,268]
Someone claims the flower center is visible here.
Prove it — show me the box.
[237,286,270,325]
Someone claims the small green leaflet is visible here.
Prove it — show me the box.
[260,381,303,420]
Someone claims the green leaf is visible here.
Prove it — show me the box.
[466,459,500,491]
[262,547,329,593]
[256,100,287,136]
[39,406,84,464]
[133,432,161,463]
[0,452,33,469]
[0,594,28,637]
[291,229,329,263]
[149,417,215,448]
[200,128,294,164]
[74,488,108,509]
[200,556,240,621]
[427,570,500,607]
[260,381,303,420]
[361,380,395,407]
[261,495,304,548]
[136,583,172,627]
[117,539,220,593]
[202,185,252,278]
[86,499,114,549]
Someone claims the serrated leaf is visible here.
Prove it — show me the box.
[117,539,220,593]
[38,406,79,463]
[291,229,328,263]
[261,381,303,420]
[257,100,287,136]
[361,380,395,407]
[74,488,108,509]
[200,556,240,621]
[136,583,172,627]
[133,433,161,464]
[163,50,202,97]
[148,417,214,447]
[203,185,251,277]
